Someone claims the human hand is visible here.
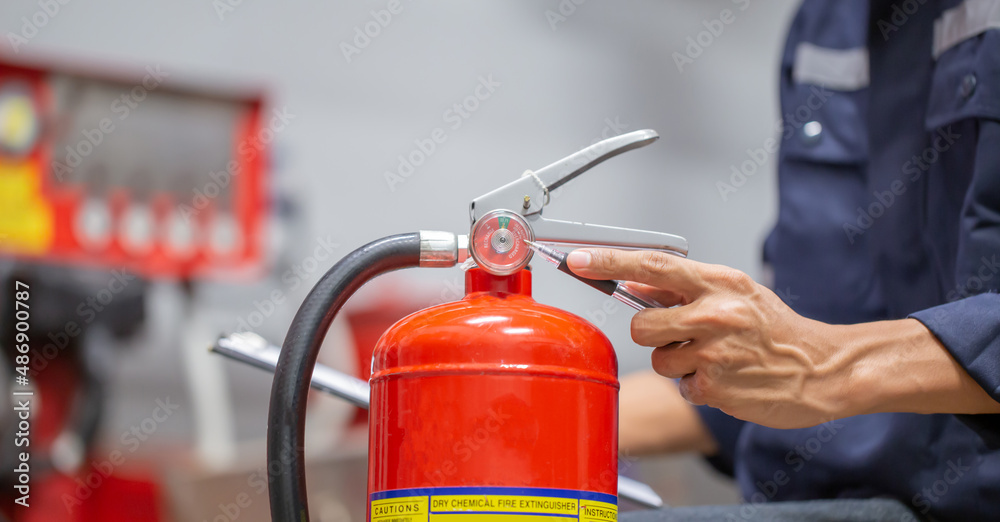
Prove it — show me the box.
[568,248,852,429]
[569,248,1000,427]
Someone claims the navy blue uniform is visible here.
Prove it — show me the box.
[697,0,1000,520]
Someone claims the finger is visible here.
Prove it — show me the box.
[630,307,706,347]
[650,342,699,379]
[566,248,706,300]
[619,282,687,307]
[677,372,712,406]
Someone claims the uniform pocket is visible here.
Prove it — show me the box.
[780,43,870,165]
[765,42,887,324]
[927,27,1000,130]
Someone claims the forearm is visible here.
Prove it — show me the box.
[831,318,1000,417]
[618,371,718,456]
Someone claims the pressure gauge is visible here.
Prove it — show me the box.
[470,209,534,275]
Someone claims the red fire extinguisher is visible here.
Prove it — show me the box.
[265,130,688,521]
[369,266,618,519]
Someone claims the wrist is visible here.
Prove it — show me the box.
[819,320,907,418]
[824,318,1000,417]
[800,319,876,420]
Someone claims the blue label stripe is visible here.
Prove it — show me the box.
[369,486,617,506]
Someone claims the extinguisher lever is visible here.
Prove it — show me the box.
[211,332,668,510]
[529,218,688,257]
[470,130,688,258]
[530,129,660,194]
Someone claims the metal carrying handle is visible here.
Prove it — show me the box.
[470,130,688,258]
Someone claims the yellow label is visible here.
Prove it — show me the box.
[432,496,578,516]
[580,500,618,522]
[371,487,617,522]
[0,159,53,255]
[372,496,429,522]
[430,515,565,522]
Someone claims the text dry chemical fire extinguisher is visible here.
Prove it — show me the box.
[263,130,688,522]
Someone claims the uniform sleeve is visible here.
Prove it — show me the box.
[910,293,1000,401]
[695,406,746,476]
[909,117,1000,445]
[910,293,1000,446]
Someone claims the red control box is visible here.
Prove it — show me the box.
[0,57,269,280]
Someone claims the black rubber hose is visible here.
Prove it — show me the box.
[268,233,422,521]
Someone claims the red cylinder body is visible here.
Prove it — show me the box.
[367,268,619,522]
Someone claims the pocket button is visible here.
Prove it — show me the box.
[801,120,823,146]
[959,73,977,99]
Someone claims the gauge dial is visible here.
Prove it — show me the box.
[470,210,534,275]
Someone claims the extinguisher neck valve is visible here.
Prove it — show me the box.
[465,268,531,296]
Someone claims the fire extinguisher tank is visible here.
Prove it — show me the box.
[368,268,619,518]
